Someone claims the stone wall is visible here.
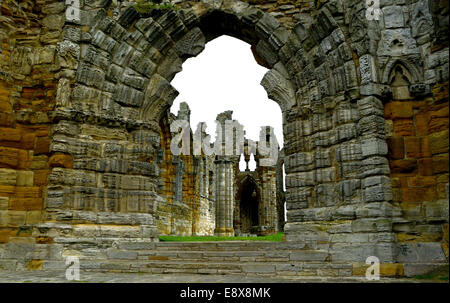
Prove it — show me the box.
[0,0,63,244]
[386,78,449,258]
[234,166,279,236]
[282,0,449,271]
[157,109,217,236]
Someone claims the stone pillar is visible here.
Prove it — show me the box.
[256,166,278,234]
[173,156,184,202]
[214,157,235,236]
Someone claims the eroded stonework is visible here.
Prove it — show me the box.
[157,103,281,236]
[0,0,448,277]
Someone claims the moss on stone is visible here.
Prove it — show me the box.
[413,265,449,281]
[133,1,175,14]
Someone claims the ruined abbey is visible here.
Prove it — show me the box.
[0,0,448,279]
[159,101,283,237]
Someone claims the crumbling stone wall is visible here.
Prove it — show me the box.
[0,0,64,244]
[0,0,448,274]
[157,105,217,236]
[380,0,449,264]
[235,166,279,236]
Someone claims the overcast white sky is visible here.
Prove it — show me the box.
[170,35,283,170]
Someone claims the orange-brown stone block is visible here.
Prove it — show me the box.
[415,112,429,136]
[404,137,431,158]
[16,186,41,198]
[418,158,434,176]
[9,197,43,211]
[21,88,37,99]
[432,82,449,102]
[0,101,12,113]
[432,154,449,174]
[34,137,50,154]
[393,119,415,136]
[16,149,31,170]
[48,154,73,168]
[0,112,14,127]
[149,256,169,261]
[0,84,9,98]
[387,137,404,159]
[428,104,449,133]
[390,159,417,174]
[0,185,15,196]
[353,263,404,277]
[20,132,36,150]
[402,187,437,203]
[399,177,409,188]
[27,260,44,270]
[407,176,436,187]
[36,237,54,244]
[34,169,50,186]
[0,128,21,142]
[0,229,11,243]
[0,146,19,167]
[428,117,449,134]
[385,102,414,119]
[0,186,41,198]
[429,130,449,155]
[428,103,449,117]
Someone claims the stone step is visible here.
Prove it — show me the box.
[117,240,309,251]
[50,239,330,263]
[40,259,354,277]
[105,248,330,263]
[50,244,330,263]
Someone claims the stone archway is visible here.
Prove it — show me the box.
[50,0,300,235]
[47,0,400,264]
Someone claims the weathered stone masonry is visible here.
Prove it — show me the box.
[158,103,280,236]
[0,0,448,276]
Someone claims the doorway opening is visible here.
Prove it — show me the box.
[238,177,260,234]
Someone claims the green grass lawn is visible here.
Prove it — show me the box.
[413,265,449,281]
[159,232,284,242]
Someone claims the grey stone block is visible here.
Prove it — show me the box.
[382,6,405,28]
[352,218,392,233]
[364,184,393,202]
[242,264,275,273]
[276,264,303,272]
[361,138,388,158]
[290,251,328,261]
[0,260,18,271]
[106,249,138,260]
[403,263,446,277]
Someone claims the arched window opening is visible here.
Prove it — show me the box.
[389,64,413,100]
[239,178,260,234]
[170,35,283,149]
